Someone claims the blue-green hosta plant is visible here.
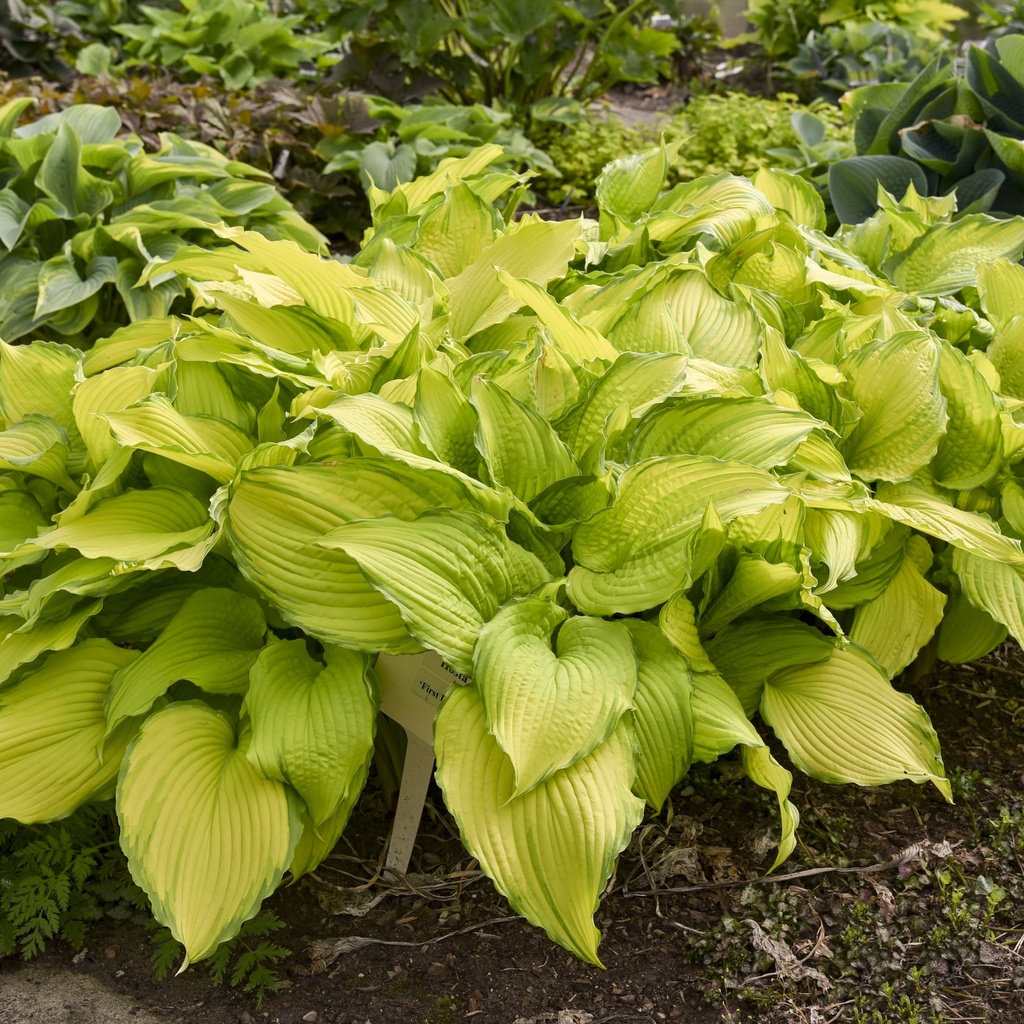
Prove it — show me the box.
[3,142,1024,970]
[0,99,325,345]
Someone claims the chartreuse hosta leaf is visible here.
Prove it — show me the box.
[413,366,480,476]
[226,460,484,652]
[34,487,214,564]
[952,547,1024,646]
[0,640,140,822]
[568,457,790,615]
[434,684,644,966]
[0,415,78,492]
[937,586,1008,664]
[473,597,634,796]
[104,589,267,731]
[761,644,951,799]
[622,619,694,812]
[869,480,1024,565]
[72,365,164,470]
[118,702,301,968]
[245,641,378,827]
[850,536,946,677]
[628,396,824,469]
[688,665,798,869]
[0,601,102,685]
[318,510,550,675]
[838,332,948,482]
[752,167,826,232]
[471,378,578,503]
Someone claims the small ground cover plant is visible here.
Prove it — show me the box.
[3,142,1024,974]
[0,98,324,344]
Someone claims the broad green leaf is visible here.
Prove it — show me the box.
[413,366,480,476]
[952,547,1024,646]
[318,510,550,675]
[474,598,634,796]
[869,480,1024,565]
[936,585,1007,663]
[931,342,1003,489]
[117,703,301,967]
[568,457,790,615]
[628,396,823,469]
[446,218,582,340]
[226,462,492,652]
[849,537,946,677]
[828,156,928,225]
[554,352,688,466]
[35,487,213,562]
[471,378,578,502]
[0,601,101,686]
[742,744,800,870]
[246,641,378,827]
[825,522,908,609]
[73,365,164,469]
[659,592,716,671]
[0,415,77,491]
[988,313,1024,399]
[434,684,643,966]
[415,180,499,278]
[0,640,139,822]
[596,143,675,223]
[622,619,694,812]
[0,191,32,250]
[699,557,804,639]
[496,270,618,362]
[0,339,80,433]
[316,392,434,460]
[752,167,826,231]
[36,253,118,319]
[761,645,950,798]
[977,258,1024,330]
[104,589,267,730]
[839,332,947,482]
[35,122,115,218]
[0,488,47,557]
[704,619,834,718]
[105,396,253,484]
[888,216,1024,296]
[803,507,889,593]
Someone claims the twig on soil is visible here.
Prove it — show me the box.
[309,916,519,973]
[620,841,956,897]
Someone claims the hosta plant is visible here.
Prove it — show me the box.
[3,143,1024,970]
[0,99,324,345]
[829,34,1024,223]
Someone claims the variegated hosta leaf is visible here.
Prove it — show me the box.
[318,510,550,675]
[0,415,77,491]
[760,645,951,799]
[104,588,267,731]
[689,668,798,869]
[72,365,164,470]
[473,597,635,796]
[622,619,694,812]
[34,486,214,562]
[699,556,804,639]
[568,456,790,615]
[952,547,1024,646]
[245,640,378,826]
[0,600,101,686]
[839,332,948,482]
[869,480,1024,565]
[118,702,301,968]
[471,377,578,503]
[0,640,140,822]
[226,460,484,652]
[849,537,946,677]
[628,396,824,469]
[434,684,644,965]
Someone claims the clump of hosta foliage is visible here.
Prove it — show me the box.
[0,99,324,344]
[4,142,1024,971]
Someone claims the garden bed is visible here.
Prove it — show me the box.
[5,645,1024,1024]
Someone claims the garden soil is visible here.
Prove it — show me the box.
[4,646,1024,1024]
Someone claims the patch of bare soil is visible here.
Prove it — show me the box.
[3,647,1024,1024]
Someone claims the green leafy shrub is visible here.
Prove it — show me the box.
[322,0,678,115]
[4,142,1024,974]
[102,0,336,88]
[530,93,852,205]
[787,21,951,98]
[0,98,324,343]
[828,35,1024,224]
[0,0,80,78]
[738,0,966,61]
